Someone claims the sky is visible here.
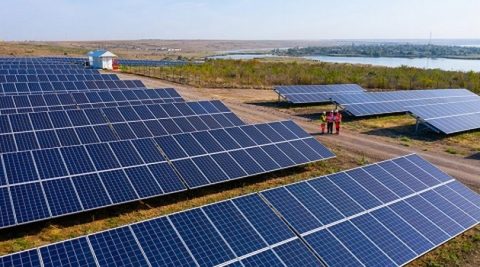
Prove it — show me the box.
[0,0,479,41]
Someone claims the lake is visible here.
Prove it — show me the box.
[303,55,480,72]
[209,54,480,73]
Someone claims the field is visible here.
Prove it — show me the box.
[0,43,479,266]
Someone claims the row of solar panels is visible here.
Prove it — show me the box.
[0,74,119,83]
[1,154,478,266]
[409,99,480,134]
[119,59,189,67]
[0,69,99,75]
[0,64,85,70]
[0,119,333,229]
[0,88,183,114]
[0,80,146,94]
[0,100,241,153]
[275,84,480,134]
[0,57,85,64]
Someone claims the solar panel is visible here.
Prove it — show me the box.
[2,154,478,266]
[0,74,118,84]
[408,99,480,134]
[333,89,480,116]
[275,84,365,104]
[261,154,480,266]
[0,80,146,94]
[0,89,184,114]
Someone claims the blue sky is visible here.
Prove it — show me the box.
[0,0,479,41]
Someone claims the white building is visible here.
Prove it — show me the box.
[87,50,118,70]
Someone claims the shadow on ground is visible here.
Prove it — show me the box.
[466,153,480,160]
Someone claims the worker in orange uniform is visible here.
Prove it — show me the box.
[327,111,335,134]
[320,111,327,134]
[334,110,343,135]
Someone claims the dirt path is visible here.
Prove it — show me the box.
[119,73,480,186]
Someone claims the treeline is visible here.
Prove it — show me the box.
[276,44,480,59]
[121,59,480,94]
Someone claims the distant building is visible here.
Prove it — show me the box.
[87,50,118,70]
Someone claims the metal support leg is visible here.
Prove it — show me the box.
[415,118,420,133]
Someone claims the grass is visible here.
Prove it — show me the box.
[342,114,480,158]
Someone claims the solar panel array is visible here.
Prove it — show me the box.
[333,89,479,117]
[0,69,99,75]
[0,57,335,229]
[0,80,146,94]
[119,59,189,67]
[275,84,366,104]
[2,154,478,266]
[408,99,480,134]
[0,88,183,115]
[0,73,119,83]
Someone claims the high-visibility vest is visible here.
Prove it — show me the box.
[320,115,327,123]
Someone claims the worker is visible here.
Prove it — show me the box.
[327,110,335,134]
[320,111,327,134]
[335,110,343,135]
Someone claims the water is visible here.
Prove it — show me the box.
[209,53,480,73]
[303,55,480,72]
[209,54,281,60]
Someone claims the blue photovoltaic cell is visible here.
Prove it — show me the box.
[377,161,428,191]
[308,177,364,217]
[405,154,452,182]
[11,183,50,223]
[229,150,264,175]
[61,146,95,175]
[4,151,39,184]
[131,217,197,266]
[262,187,322,233]
[371,207,433,255]
[32,149,68,179]
[43,179,82,216]
[99,170,138,203]
[0,188,15,227]
[172,159,209,188]
[203,201,267,256]
[147,163,186,194]
[169,209,236,266]
[305,229,362,266]
[124,166,163,198]
[351,213,416,265]
[71,174,112,210]
[232,194,295,245]
[327,172,382,210]
[329,221,395,266]
[286,182,344,226]
[345,168,398,203]
[389,201,450,245]
[85,143,120,171]
[192,156,228,183]
[211,153,247,180]
[392,158,440,187]
[109,141,144,167]
[273,239,323,267]
[406,195,463,236]
[132,139,165,164]
[89,227,149,266]
[0,249,41,267]
[40,237,97,267]
[420,190,477,229]
[362,164,414,197]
